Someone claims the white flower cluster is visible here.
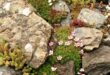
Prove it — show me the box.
[49,50,53,56]
[48,0,55,6]
[57,55,62,60]
[58,40,63,45]
[65,40,72,46]
[77,68,85,75]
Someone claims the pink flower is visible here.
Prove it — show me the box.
[71,31,76,37]
[79,49,84,55]
[58,40,63,45]
[49,42,54,46]
[68,35,73,40]
[74,40,83,47]
[78,42,83,47]
[74,42,82,47]
[49,50,53,56]
[65,40,72,46]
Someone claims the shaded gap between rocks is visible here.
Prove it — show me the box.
[85,63,110,75]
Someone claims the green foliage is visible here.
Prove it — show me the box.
[37,63,58,75]
[50,11,67,24]
[55,26,71,40]
[65,0,96,6]
[37,26,81,75]
[22,65,37,75]
[52,27,81,72]
[28,0,51,22]
[28,0,67,24]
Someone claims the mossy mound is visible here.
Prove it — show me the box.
[37,26,81,75]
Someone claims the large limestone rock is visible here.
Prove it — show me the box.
[74,27,103,50]
[0,0,52,68]
[83,46,110,75]
[78,8,106,28]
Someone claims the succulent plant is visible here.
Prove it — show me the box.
[0,37,26,70]
[0,37,37,74]
[70,19,85,27]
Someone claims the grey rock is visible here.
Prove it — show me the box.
[52,0,70,13]
[82,45,110,75]
[52,0,71,26]
[0,0,52,69]
[78,8,106,28]
[74,27,103,51]
[55,61,75,75]
[61,13,71,26]
[0,67,18,75]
